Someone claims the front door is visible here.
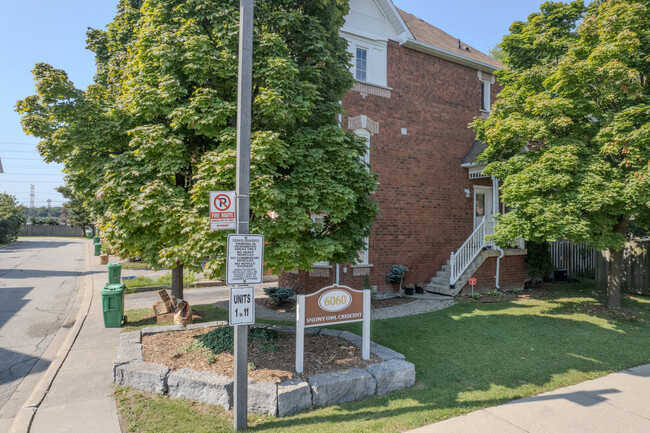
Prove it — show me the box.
[473,186,493,230]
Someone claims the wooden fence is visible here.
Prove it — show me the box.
[20,224,85,237]
[549,240,598,279]
[595,241,650,294]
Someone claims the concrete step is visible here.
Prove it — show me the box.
[436,271,451,280]
[425,284,455,296]
[430,277,449,286]
[441,265,451,273]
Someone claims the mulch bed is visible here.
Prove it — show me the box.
[142,327,380,383]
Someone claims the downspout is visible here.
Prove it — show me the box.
[492,176,504,289]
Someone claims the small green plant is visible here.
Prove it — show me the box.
[257,342,280,353]
[206,353,216,364]
[195,326,280,355]
[264,287,295,305]
[386,265,408,283]
[248,361,257,371]
[471,293,483,299]
[386,265,408,294]
[487,289,499,296]
[249,327,279,341]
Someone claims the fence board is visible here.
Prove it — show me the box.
[549,240,597,279]
[20,225,85,237]
[595,241,650,294]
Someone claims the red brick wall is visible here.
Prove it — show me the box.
[280,41,504,296]
[460,255,527,294]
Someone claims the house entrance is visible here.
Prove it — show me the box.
[473,185,493,230]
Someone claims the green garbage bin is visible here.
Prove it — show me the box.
[108,262,122,285]
[86,231,93,239]
[94,242,101,256]
[93,235,100,244]
[101,283,125,328]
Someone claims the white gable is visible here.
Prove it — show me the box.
[342,0,398,41]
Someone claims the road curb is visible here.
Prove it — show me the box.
[9,241,96,433]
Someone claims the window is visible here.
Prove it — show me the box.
[355,47,368,82]
[356,237,369,266]
[354,128,370,168]
[480,81,490,111]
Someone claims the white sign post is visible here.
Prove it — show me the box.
[226,234,264,285]
[209,191,236,230]
[229,286,255,326]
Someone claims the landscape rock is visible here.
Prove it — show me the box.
[367,359,415,395]
[309,368,376,406]
[319,328,342,338]
[277,379,311,417]
[112,340,143,381]
[119,331,141,345]
[338,331,362,346]
[114,362,169,394]
[167,369,233,409]
[370,342,406,361]
[141,325,185,335]
[185,321,227,330]
[248,380,278,416]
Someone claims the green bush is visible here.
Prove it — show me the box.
[196,326,280,354]
[263,287,295,305]
[526,241,554,283]
[386,265,408,283]
[0,193,26,244]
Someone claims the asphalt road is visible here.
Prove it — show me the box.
[0,237,88,411]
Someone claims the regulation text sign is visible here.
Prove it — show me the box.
[226,234,264,285]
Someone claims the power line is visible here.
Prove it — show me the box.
[0,149,39,153]
[0,141,38,145]
[0,181,63,184]
[1,157,46,161]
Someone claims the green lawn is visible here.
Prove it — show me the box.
[123,272,197,290]
[115,281,650,433]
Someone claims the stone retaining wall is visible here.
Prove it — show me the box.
[114,321,415,416]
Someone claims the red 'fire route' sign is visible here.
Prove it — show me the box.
[209,191,236,230]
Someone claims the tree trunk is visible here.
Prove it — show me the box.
[606,218,628,309]
[171,264,184,300]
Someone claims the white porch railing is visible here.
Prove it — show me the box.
[450,217,495,287]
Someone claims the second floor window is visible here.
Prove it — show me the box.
[356,48,368,82]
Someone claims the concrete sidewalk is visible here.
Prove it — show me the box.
[407,364,650,433]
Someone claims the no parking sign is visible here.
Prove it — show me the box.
[209,191,236,230]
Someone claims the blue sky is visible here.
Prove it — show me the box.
[0,0,546,207]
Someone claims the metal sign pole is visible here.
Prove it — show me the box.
[234,0,253,430]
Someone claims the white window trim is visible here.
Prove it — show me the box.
[478,71,496,113]
[352,237,370,267]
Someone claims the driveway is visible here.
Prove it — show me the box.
[0,237,92,420]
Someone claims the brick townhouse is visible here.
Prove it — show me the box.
[280,0,527,296]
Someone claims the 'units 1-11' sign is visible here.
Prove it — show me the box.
[295,285,370,373]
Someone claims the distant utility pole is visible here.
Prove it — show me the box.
[30,184,35,218]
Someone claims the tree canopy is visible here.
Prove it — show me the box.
[473,0,650,307]
[0,193,26,244]
[17,0,378,296]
